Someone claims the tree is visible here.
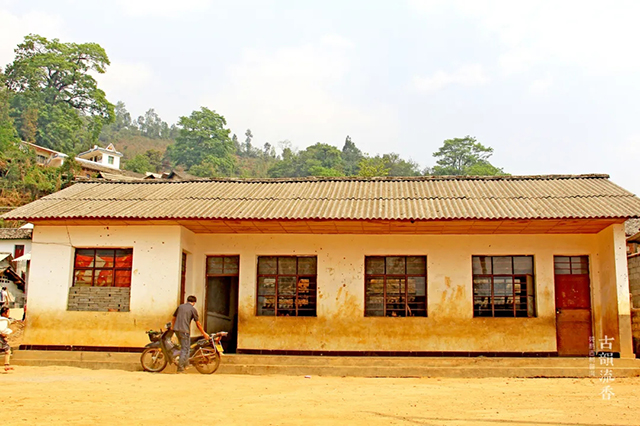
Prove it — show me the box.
[166,107,235,176]
[0,82,18,149]
[430,136,505,176]
[123,149,164,174]
[382,153,421,176]
[4,34,114,153]
[267,142,344,177]
[357,157,390,177]
[342,135,363,176]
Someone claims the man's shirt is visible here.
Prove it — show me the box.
[173,303,199,333]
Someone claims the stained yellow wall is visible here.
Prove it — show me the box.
[186,230,622,353]
[24,224,634,356]
[23,226,183,347]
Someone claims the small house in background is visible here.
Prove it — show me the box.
[625,219,640,356]
[21,142,68,167]
[0,252,26,308]
[4,174,640,358]
[0,226,32,283]
[75,143,123,170]
[19,141,144,180]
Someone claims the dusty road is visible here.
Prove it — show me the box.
[3,366,639,426]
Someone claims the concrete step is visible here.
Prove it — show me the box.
[11,351,640,378]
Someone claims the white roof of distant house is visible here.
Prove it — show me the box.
[77,143,123,159]
[21,141,69,158]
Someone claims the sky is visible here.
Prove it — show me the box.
[1,0,639,194]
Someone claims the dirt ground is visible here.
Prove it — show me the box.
[3,366,639,426]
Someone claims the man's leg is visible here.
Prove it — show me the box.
[177,331,190,372]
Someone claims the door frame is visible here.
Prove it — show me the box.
[203,255,240,352]
[553,255,595,356]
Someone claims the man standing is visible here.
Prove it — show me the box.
[171,295,209,373]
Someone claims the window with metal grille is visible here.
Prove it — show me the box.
[473,255,535,317]
[365,256,427,317]
[257,256,317,317]
[73,248,133,287]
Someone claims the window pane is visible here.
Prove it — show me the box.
[492,257,512,274]
[115,249,133,268]
[387,277,405,295]
[473,277,491,296]
[386,256,405,274]
[207,257,224,275]
[296,295,316,316]
[365,277,384,295]
[114,270,132,287]
[258,276,276,295]
[95,270,114,286]
[365,257,385,274]
[257,256,277,275]
[406,256,426,275]
[257,296,275,316]
[554,263,571,275]
[296,295,315,310]
[472,256,491,275]
[572,256,589,274]
[278,257,297,275]
[493,276,513,296]
[75,249,95,268]
[95,249,115,268]
[223,256,239,275]
[513,256,533,274]
[365,296,384,316]
[298,257,317,275]
[297,277,315,295]
[277,297,295,316]
[278,276,297,295]
[474,297,492,316]
[74,270,93,286]
[386,293,405,317]
[407,277,426,297]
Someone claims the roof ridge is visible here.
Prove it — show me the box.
[74,173,611,184]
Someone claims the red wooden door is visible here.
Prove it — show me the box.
[554,256,592,356]
[179,252,187,304]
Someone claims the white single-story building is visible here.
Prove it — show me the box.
[3,174,640,357]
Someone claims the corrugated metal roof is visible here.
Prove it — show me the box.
[3,174,640,221]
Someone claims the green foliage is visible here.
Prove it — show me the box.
[342,135,364,176]
[4,34,114,153]
[430,136,505,176]
[357,157,390,177]
[0,140,78,206]
[0,84,18,149]
[123,150,164,174]
[382,153,422,176]
[267,143,344,177]
[167,107,235,176]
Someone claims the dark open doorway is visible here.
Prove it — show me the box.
[205,255,239,353]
